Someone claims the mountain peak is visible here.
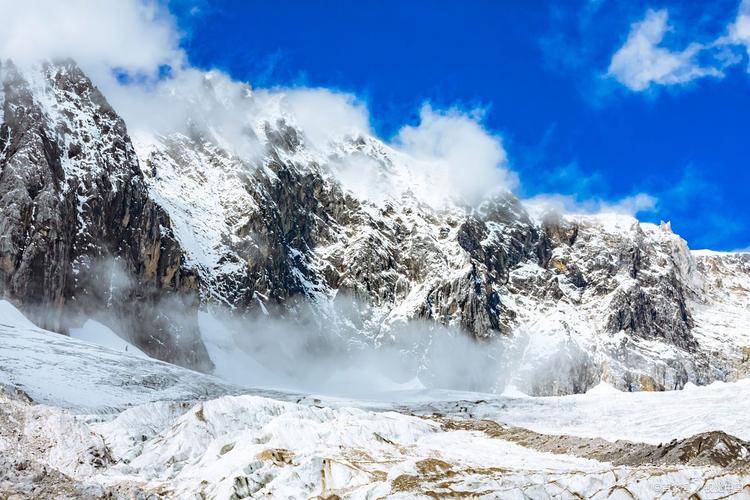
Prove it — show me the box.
[1,60,749,395]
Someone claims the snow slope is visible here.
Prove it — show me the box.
[0,300,241,412]
[69,319,149,358]
[368,379,750,445]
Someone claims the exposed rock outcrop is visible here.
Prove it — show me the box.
[2,59,749,393]
[0,60,209,370]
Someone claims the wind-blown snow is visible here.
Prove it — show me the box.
[0,299,37,329]
[134,132,258,277]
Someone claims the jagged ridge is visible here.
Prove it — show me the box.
[1,60,749,394]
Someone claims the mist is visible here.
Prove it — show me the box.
[12,250,601,399]
[198,302,511,397]
[29,257,508,396]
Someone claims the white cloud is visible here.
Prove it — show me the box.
[524,192,657,219]
[392,105,518,206]
[607,10,722,91]
[320,104,517,208]
[278,88,372,148]
[104,68,267,159]
[106,75,372,160]
[0,0,183,79]
[327,153,406,205]
[730,0,750,59]
[607,2,750,92]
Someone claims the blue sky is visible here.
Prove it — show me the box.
[167,1,749,250]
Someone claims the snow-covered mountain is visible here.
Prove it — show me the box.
[0,59,210,370]
[1,59,749,395]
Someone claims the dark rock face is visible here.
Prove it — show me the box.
[605,279,695,350]
[0,60,210,370]
[0,62,74,325]
[238,151,346,305]
[138,128,548,342]
[542,217,696,350]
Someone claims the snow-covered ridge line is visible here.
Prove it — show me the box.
[3,59,750,397]
[693,249,750,256]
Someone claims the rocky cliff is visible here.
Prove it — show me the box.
[1,60,748,393]
[0,60,210,369]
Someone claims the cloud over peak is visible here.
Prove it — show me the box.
[0,0,182,78]
[524,192,657,220]
[393,105,517,205]
[0,0,660,219]
[279,88,372,148]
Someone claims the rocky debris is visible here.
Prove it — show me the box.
[439,417,750,469]
[654,431,750,468]
[0,456,104,500]
[0,385,33,404]
[0,388,151,499]
[256,448,295,467]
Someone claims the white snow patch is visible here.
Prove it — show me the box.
[0,299,38,329]
[0,307,241,411]
[584,381,622,396]
[69,319,148,358]
[456,378,750,444]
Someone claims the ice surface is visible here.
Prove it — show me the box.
[0,299,37,329]
[372,379,750,445]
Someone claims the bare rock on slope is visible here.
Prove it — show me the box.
[0,60,209,370]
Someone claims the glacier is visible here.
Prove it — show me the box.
[1,301,750,498]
